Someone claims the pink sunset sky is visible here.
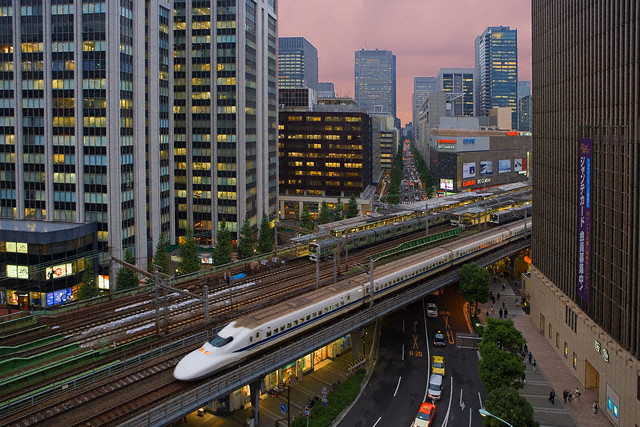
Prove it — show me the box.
[278,0,532,125]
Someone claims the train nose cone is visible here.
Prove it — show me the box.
[174,350,209,381]
[173,356,195,381]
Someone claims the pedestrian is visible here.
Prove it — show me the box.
[502,282,506,290]
[521,372,526,383]
[499,308,503,319]
[574,387,581,398]
[593,401,598,414]
[491,305,495,314]
[523,343,528,353]
[504,308,508,317]
[497,292,501,300]
[563,389,569,403]
[549,390,556,404]
[491,294,495,304]
[502,301,506,309]
[528,352,533,364]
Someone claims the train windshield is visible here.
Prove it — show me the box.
[208,334,233,347]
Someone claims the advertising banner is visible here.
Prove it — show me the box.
[498,159,511,173]
[462,162,476,179]
[514,158,524,172]
[578,138,592,303]
[480,161,493,175]
[440,178,454,191]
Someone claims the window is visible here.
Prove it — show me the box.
[548,323,552,340]
[564,342,568,358]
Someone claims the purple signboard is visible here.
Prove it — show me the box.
[578,138,592,303]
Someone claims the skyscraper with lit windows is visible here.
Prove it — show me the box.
[278,37,318,91]
[354,49,396,118]
[173,0,278,245]
[474,26,518,118]
[0,1,173,274]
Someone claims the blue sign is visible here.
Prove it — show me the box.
[304,408,310,417]
[231,273,245,280]
[281,403,286,414]
[463,138,475,144]
[46,288,73,307]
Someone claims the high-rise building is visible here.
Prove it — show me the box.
[278,37,318,91]
[0,1,173,274]
[412,77,436,141]
[517,80,531,100]
[436,68,475,117]
[517,95,531,132]
[354,49,396,118]
[174,1,278,244]
[317,82,335,98]
[474,26,518,118]
[531,1,640,424]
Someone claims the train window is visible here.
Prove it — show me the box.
[293,320,298,326]
[340,301,344,306]
[267,331,271,337]
[280,326,285,332]
[256,332,260,338]
[209,334,233,347]
[300,318,304,323]
[312,312,317,318]
[324,307,328,313]
[250,336,253,342]
[347,295,350,301]
[287,323,291,328]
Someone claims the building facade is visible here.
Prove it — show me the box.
[354,49,396,118]
[436,68,474,117]
[317,82,335,98]
[278,36,318,91]
[517,95,531,132]
[412,77,436,142]
[474,26,518,118]
[0,1,174,277]
[173,0,278,245]
[530,1,640,425]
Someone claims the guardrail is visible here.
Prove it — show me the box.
[121,237,530,427]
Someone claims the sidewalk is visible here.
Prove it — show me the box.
[480,278,612,427]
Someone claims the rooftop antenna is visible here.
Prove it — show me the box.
[364,41,368,49]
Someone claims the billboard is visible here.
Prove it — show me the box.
[46,263,73,280]
[498,159,511,173]
[480,161,493,175]
[514,158,526,172]
[462,162,476,179]
[46,288,73,307]
[578,138,592,303]
[440,178,454,191]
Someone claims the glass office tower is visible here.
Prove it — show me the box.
[278,36,318,91]
[354,49,396,118]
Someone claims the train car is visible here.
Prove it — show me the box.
[489,205,532,224]
[174,219,531,381]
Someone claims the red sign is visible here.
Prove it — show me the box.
[462,180,476,187]
[506,131,519,136]
[437,139,456,144]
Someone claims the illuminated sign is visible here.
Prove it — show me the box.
[480,161,493,175]
[463,138,475,144]
[46,288,74,307]
[514,158,526,172]
[524,255,531,264]
[462,162,476,179]
[506,131,519,136]
[578,138,592,303]
[462,180,476,187]
[437,139,456,144]
[46,263,73,280]
[440,179,454,191]
[6,265,29,279]
[200,257,214,264]
[498,159,511,173]
[98,274,110,290]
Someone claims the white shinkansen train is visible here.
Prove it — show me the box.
[173,219,531,381]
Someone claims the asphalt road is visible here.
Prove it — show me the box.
[338,286,488,427]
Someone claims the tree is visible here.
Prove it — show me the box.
[318,201,332,224]
[78,259,100,300]
[237,216,255,260]
[177,228,200,275]
[479,318,526,356]
[116,250,139,291]
[484,386,538,427]
[346,195,359,218]
[479,345,526,391]
[153,235,170,275]
[459,262,491,313]
[300,206,314,232]
[214,221,233,265]
[257,214,274,254]
[333,197,344,221]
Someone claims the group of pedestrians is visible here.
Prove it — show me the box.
[488,291,510,318]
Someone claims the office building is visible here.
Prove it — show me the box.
[317,82,335,98]
[529,1,640,424]
[517,80,531,100]
[412,77,436,143]
[474,26,518,118]
[517,95,531,132]
[436,68,475,117]
[354,49,396,118]
[0,1,173,295]
[174,1,279,245]
[278,37,318,91]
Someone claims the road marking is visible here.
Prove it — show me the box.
[478,391,483,409]
[441,376,454,427]
[372,416,382,427]
[393,377,402,396]
[412,334,419,349]
[459,388,465,411]
[468,407,472,426]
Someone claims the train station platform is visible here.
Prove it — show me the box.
[480,279,612,427]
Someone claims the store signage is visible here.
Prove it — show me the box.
[578,138,592,303]
[463,138,475,144]
[477,178,491,184]
[506,131,519,136]
[437,139,456,144]
[46,263,73,280]
[462,180,476,187]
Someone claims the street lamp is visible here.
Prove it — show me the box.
[478,408,514,427]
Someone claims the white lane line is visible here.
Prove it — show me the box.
[372,416,382,427]
[468,407,472,426]
[478,391,483,409]
[402,344,405,361]
[442,376,454,427]
[423,385,429,403]
[393,376,402,397]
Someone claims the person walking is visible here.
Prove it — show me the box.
[563,389,569,403]
[497,292,501,300]
[532,359,537,371]
[593,401,598,414]
[549,390,556,404]
[528,352,533,364]
[499,308,503,319]
[574,387,581,399]
[504,308,509,317]
[502,301,506,309]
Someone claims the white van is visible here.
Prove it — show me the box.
[427,373,443,401]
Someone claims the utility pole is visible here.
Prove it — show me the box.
[425,204,429,237]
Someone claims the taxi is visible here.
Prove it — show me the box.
[412,401,436,427]
[432,355,445,376]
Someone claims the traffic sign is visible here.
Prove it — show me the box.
[281,403,286,414]
[304,408,310,417]
[322,386,327,394]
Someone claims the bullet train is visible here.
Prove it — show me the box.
[173,219,531,381]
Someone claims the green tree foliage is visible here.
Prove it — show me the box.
[479,344,526,391]
[410,142,435,198]
[334,197,344,221]
[153,235,170,275]
[318,201,333,224]
[214,221,233,265]
[300,206,315,232]
[257,214,274,254]
[459,262,491,312]
[385,145,404,205]
[479,318,526,355]
[177,228,201,275]
[237,216,255,260]
[78,259,100,300]
[347,195,359,218]
[116,250,139,291]
[484,386,538,427]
